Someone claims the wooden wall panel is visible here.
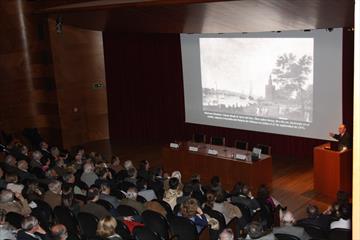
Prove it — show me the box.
[0,0,61,146]
[48,18,109,148]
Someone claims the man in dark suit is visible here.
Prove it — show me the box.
[329,124,351,150]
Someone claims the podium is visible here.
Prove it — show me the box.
[314,143,352,199]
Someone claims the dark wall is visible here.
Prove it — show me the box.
[103,30,353,160]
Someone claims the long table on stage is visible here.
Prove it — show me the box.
[162,142,272,191]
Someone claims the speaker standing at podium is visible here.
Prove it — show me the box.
[329,124,352,150]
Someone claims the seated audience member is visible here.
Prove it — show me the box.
[231,184,260,215]
[119,186,145,214]
[30,151,43,169]
[177,183,193,205]
[17,160,37,182]
[149,167,165,199]
[209,176,228,198]
[190,175,206,204]
[0,209,16,240]
[123,167,137,185]
[61,184,81,215]
[100,182,120,208]
[163,177,183,209]
[297,204,331,232]
[22,180,43,202]
[17,216,49,240]
[273,210,310,240]
[50,147,60,161]
[95,167,113,187]
[245,221,276,240]
[81,162,98,187]
[5,173,24,194]
[0,167,7,189]
[137,160,152,182]
[43,180,62,209]
[96,216,123,240]
[39,141,52,162]
[136,178,157,201]
[0,190,31,216]
[110,156,123,174]
[80,187,110,219]
[179,198,208,233]
[330,204,351,230]
[51,224,69,240]
[324,190,352,217]
[205,191,242,224]
[219,228,234,240]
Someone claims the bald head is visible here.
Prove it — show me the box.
[51,224,68,240]
[338,124,346,135]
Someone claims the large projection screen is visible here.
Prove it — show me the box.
[180,29,343,140]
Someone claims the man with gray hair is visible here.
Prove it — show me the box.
[17,216,49,240]
[30,151,43,169]
[0,190,31,216]
[51,224,68,240]
[43,180,62,209]
[219,228,234,240]
[81,162,98,187]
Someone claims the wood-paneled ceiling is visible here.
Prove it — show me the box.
[38,0,354,33]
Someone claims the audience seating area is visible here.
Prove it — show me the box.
[0,133,352,240]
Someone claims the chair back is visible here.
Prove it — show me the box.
[116,219,132,239]
[235,140,249,150]
[77,212,99,238]
[226,217,241,239]
[203,207,226,231]
[133,226,161,240]
[301,223,328,240]
[210,136,225,146]
[32,199,53,230]
[53,206,79,235]
[5,212,24,229]
[136,195,147,203]
[328,228,351,240]
[96,199,114,210]
[256,144,271,155]
[153,199,174,219]
[232,202,252,223]
[117,204,139,216]
[193,133,206,143]
[142,210,170,239]
[169,216,199,240]
[275,233,301,240]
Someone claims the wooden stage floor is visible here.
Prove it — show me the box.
[84,140,335,220]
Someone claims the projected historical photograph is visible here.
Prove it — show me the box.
[200,38,314,123]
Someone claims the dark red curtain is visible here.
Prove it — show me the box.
[103,31,353,160]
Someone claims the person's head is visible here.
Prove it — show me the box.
[87,187,100,202]
[126,186,138,200]
[40,141,49,150]
[246,221,264,239]
[0,189,14,203]
[169,177,180,190]
[4,154,17,166]
[100,182,111,195]
[5,172,18,183]
[339,204,351,220]
[205,191,216,208]
[242,184,250,196]
[32,150,43,161]
[51,146,60,157]
[171,171,182,182]
[40,156,50,166]
[136,178,147,191]
[257,184,270,201]
[123,160,134,170]
[280,210,295,226]
[111,156,120,166]
[336,190,350,206]
[215,191,226,203]
[183,184,193,197]
[51,224,68,240]
[139,160,150,171]
[338,124,347,135]
[83,162,95,173]
[180,198,199,218]
[21,216,40,233]
[49,180,62,194]
[96,216,118,238]
[306,204,319,218]
[127,167,137,179]
[219,228,234,240]
[63,173,75,184]
[20,145,29,155]
[17,160,29,171]
[210,176,221,189]
[231,182,244,196]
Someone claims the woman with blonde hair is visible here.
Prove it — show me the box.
[179,198,208,233]
[96,216,123,240]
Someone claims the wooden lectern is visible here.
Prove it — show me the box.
[314,144,352,199]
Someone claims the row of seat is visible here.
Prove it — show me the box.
[193,133,272,155]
